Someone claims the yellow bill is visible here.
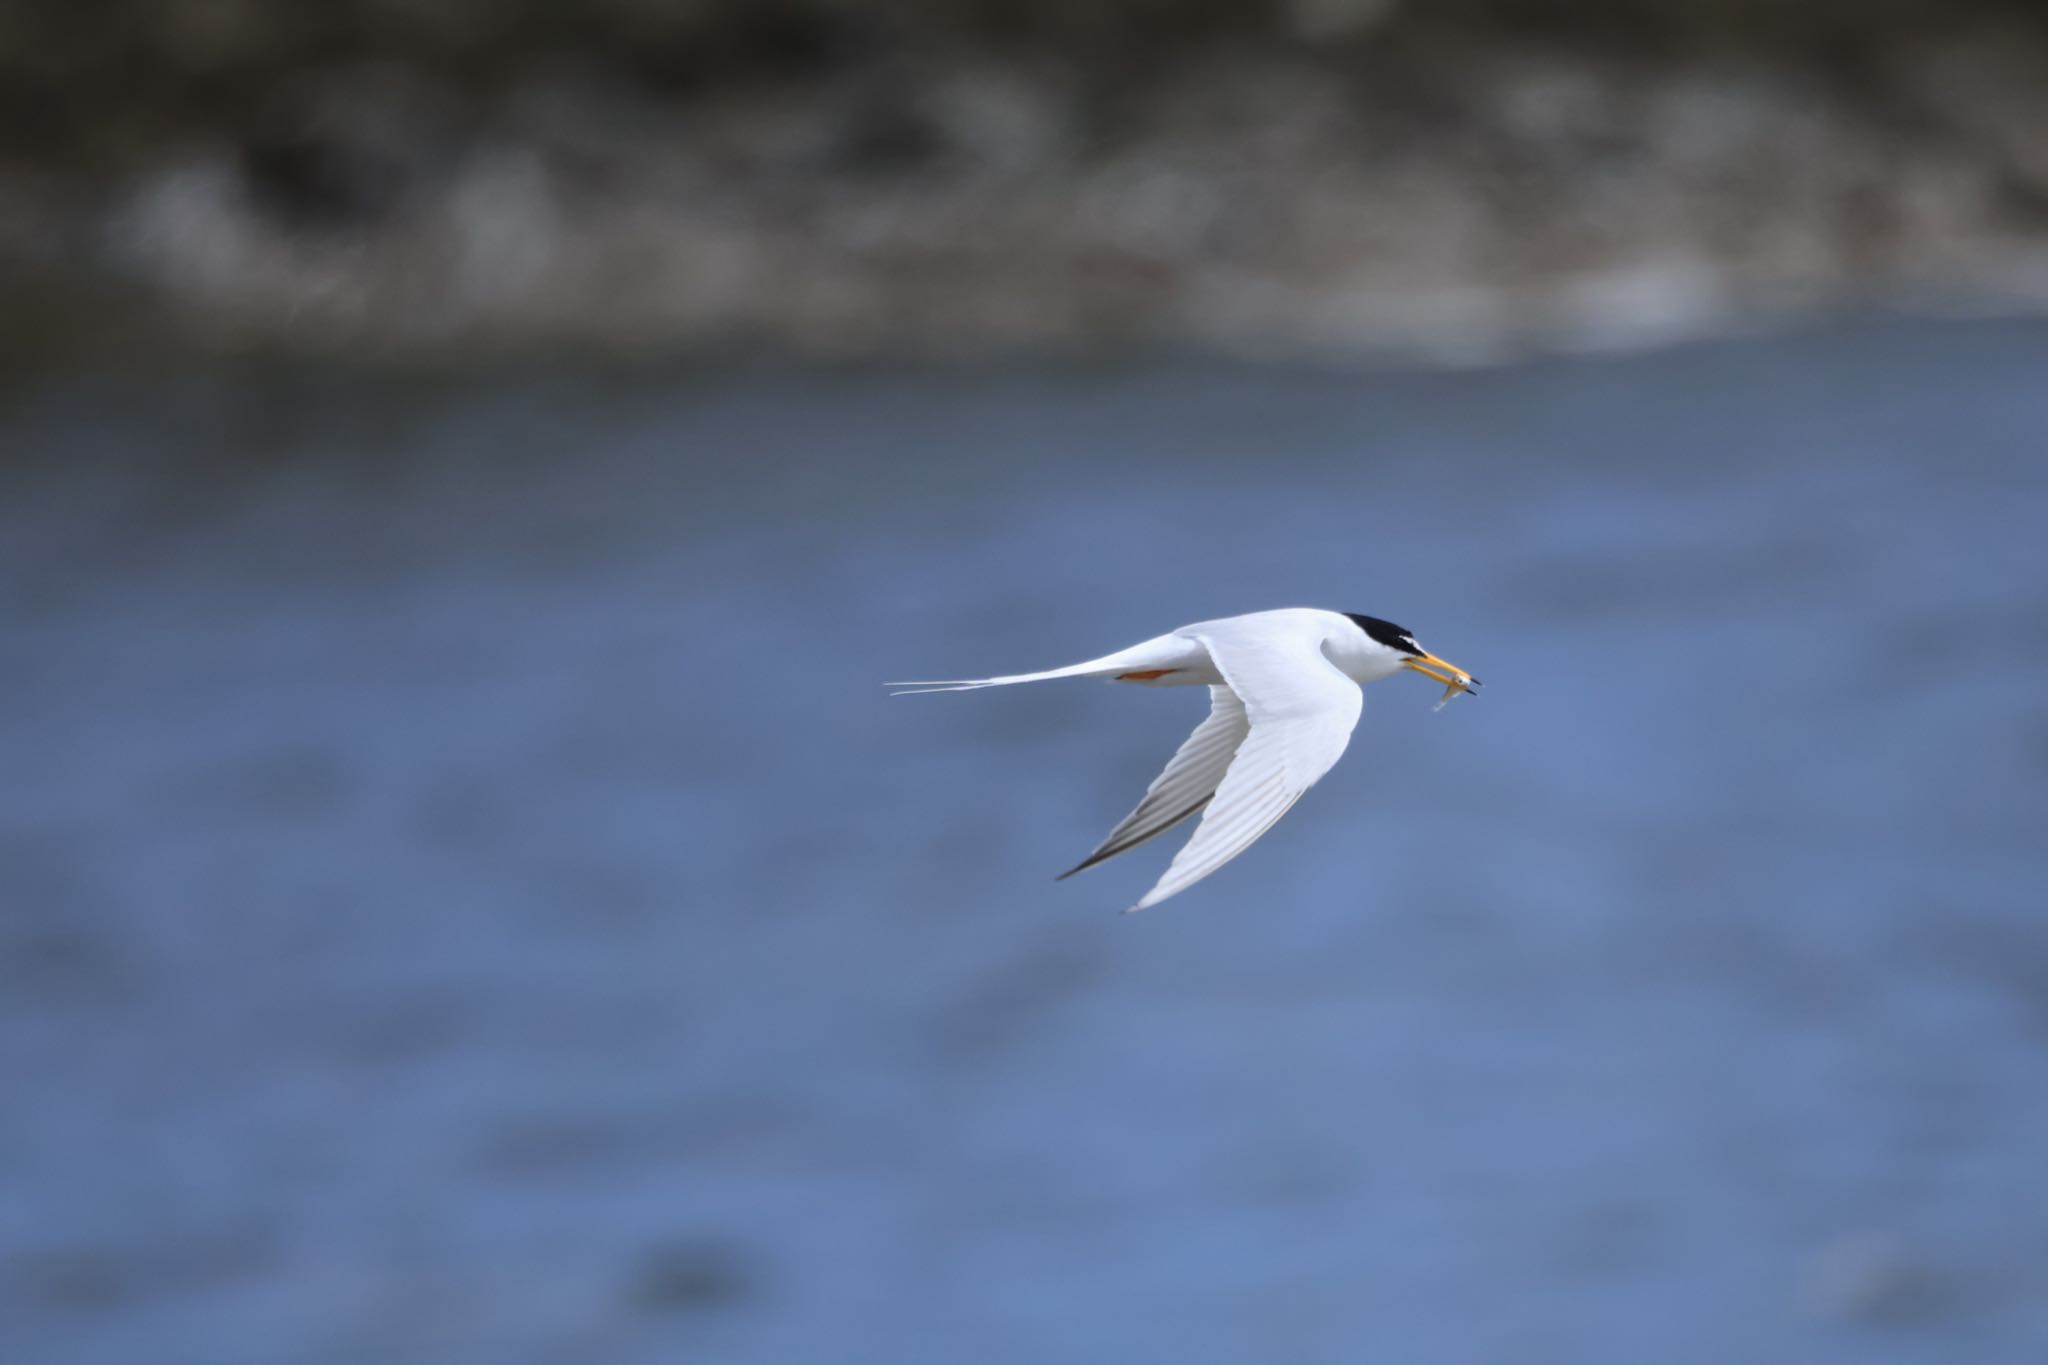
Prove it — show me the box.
[1401,651,1481,711]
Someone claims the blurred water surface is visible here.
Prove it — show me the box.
[3,319,2047,1364]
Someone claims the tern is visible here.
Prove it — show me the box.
[891,608,1480,912]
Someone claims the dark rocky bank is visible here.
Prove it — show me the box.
[7,0,2048,362]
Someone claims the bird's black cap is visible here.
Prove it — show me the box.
[1345,613,1422,654]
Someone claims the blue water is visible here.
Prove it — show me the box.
[3,320,2047,1364]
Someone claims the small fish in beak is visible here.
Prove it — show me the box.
[1401,652,1481,711]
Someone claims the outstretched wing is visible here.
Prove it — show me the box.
[1127,622,1364,912]
[1058,686,1248,880]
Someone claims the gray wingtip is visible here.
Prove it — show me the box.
[1055,854,1104,882]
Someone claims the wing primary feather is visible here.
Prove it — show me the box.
[1058,686,1248,880]
[1056,795,1212,879]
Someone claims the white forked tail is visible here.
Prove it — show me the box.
[887,634,1189,696]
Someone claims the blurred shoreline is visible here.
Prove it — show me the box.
[8,0,2048,365]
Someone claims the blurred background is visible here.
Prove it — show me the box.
[4,2,2048,1362]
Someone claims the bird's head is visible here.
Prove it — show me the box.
[1345,613,1481,701]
